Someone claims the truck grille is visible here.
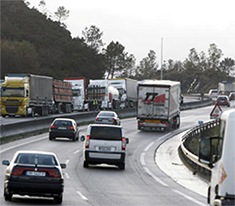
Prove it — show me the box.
[6,106,19,113]
[2,99,22,106]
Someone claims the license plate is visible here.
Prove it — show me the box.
[26,171,46,176]
[145,120,161,123]
[58,127,67,130]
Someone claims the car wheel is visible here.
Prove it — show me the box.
[119,163,125,170]
[4,189,12,201]
[49,134,54,140]
[54,194,63,204]
[83,161,89,168]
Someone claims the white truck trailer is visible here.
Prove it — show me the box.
[218,81,235,96]
[86,79,119,110]
[199,109,235,206]
[137,80,181,131]
[64,77,88,111]
[108,78,137,108]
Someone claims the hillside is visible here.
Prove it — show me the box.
[1,0,105,80]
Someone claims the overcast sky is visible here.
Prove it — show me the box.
[28,0,235,64]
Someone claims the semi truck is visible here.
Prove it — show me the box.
[199,109,235,206]
[108,78,137,108]
[137,80,181,131]
[64,77,88,111]
[0,74,73,117]
[86,79,119,110]
[218,81,235,96]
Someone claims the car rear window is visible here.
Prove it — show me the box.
[90,127,122,140]
[15,153,58,165]
[54,120,72,127]
[98,112,115,117]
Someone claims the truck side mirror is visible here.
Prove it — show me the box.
[199,138,211,163]
[199,136,222,168]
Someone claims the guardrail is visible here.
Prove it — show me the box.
[180,119,220,179]
[0,99,213,139]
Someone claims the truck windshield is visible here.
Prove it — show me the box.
[87,87,105,100]
[72,89,81,97]
[1,87,25,97]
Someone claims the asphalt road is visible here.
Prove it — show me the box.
[1,103,234,206]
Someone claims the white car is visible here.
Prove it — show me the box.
[81,124,129,170]
[208,89,218,99]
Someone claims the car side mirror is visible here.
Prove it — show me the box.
[125,138,129,144]
[60,163,66,169]
[80,135,85,142]
[2,160,10,166]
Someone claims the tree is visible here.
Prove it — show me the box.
[135,50,158,80]
[82,25,105,53]
[54,6,69,24]
[104,41,126,79]
[207,43,223,71]
[118,54,136,78]
[220,58,235,78]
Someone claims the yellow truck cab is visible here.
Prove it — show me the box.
[1,74,31,117]
[1,74,53,117]
[199,109,235,206]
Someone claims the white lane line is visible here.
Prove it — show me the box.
[140,152,146,165]
[74,150,80,154]
[0,136,47,154]
[144,142,155,152]
[143,166,168,187]
[77,191,88,201]
[66,159,70,165]
[173,190,207,206]
[65,172,70,179]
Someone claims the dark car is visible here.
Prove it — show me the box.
[49,118,79,141]
[95,111,121,125]
[2,150,66,203]
[229,92,235,101]
[216,95,230,107]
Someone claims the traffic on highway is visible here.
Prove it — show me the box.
[1,101,234,205]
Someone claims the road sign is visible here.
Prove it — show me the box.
[210,104,222,119]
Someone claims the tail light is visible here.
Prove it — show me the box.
[70,126,74,130]
[85,135,90,148]
[122,137,126,150]
[95,118,98,121]
[48,168,61,178]
[11,166,24,175]
[50,125,55,129]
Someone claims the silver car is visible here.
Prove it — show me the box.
[95,111,121,125]
[81,124,129,170]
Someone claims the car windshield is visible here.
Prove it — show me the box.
[15,153,58,165]
[54,120,72,127]
[98,112,115,117]
[90,127,122,140]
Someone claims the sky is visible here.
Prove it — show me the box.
[28,0,235,64]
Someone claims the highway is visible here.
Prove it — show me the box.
[0,103,234,206]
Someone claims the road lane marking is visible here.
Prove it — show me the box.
[0,136,47,154]
[74,150,80,154]
[143,166,168,187]
[140,152,146,165]
[144,142,155,152]
[77,191,88,201]
[66,159,70,165]
[65,172,70,179]
[173,190,207,206]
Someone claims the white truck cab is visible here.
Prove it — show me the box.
[199,109,235,206]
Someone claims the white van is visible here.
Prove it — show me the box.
[81,124,129,170]
[199,109,235,205]
[208,89,218,99]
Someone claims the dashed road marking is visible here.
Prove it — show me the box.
[77,191,88,201]
[173,190,207,206]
